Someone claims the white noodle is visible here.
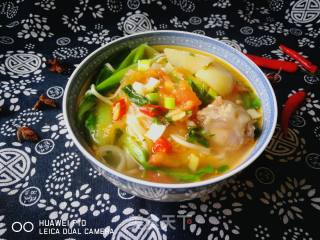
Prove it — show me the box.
[96,145,130,171]
[90,84,113,105]
[170,134,211,155]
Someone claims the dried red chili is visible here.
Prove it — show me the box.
[246,54,298,73]
[279,44,318,74]
[17,126,39,142]
[281,90,306,135]
[46,58,66,73]
[33,94,57,110]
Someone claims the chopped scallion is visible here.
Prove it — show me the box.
[164,97,175,109]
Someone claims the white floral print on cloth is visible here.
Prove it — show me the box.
[203,14,232,29]
[245,35,276,47]
[260,177,320,224]
[282,227,314,240]
[52,47,88,60]
[0,108,43,136]
[212,0,231,9]
[253,225,271,239]
[118,11,156,35]
[17,14,53,41]
[237,1,269,24]
[38,184,117,228]
[0,215,6,240]
[0,1,18,19]
[264,125,307,163]
[61,0,104,33]
[0,50,46,78]
[289,90,320,123]
[178,202,241,239]
[34,0,56,11]
[45,152,80,196]
[106,207,167,240]
[0,142,37,196]
[0,79,37,111]
[140,0,167,10]
[170,16,189,29]
[285,0,320,26]
[77,28,110,46]
[169,0,195,12]
[41,113,74,148]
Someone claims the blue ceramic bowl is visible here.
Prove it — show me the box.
[63,31,277,202]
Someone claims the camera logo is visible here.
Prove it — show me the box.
[11,222,34,233]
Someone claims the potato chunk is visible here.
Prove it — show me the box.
[164,48,212,74]
[195,66,234,96]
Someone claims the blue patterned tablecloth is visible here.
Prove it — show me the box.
[1,0,320,239]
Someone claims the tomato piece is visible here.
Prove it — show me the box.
[149,152,182,168]
[112,99,127,121]
[152,137,172,153]
[139,104,167,117]
[175,80,201,110]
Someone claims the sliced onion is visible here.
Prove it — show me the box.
[170,134,211,155]
[126,112,148,149]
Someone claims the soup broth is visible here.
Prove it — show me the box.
[78,44,262,183]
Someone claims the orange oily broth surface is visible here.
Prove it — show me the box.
[86,45,261,183]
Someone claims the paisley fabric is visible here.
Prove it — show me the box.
[0,0,320,239]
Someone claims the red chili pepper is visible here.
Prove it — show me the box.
[152,137,172,153]
[281,90,306,135]
[246,54,298,73]
[279,44,318,74]
[112,99,127,121]
[139,104,167,117]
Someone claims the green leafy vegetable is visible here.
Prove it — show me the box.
[96,64,136,92]
[122,84,150,106]
[84,111,96,141]
[217,165,229,173]
[107,48,131,69]
[96,63,114,85]
[186,126,209,147]
[163,165,214,182]
[133,44,146,64]
[92,102,113,145]
[187,77,217,107]
[77,94,97,123]
[117,47,139,71]
[121,134,149,168]
[241,93,261,109]
[144,45,159,57]
[117,43,148,71]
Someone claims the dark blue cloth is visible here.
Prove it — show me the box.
[1,0,320,239]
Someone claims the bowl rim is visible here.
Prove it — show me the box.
[63,30,278,189]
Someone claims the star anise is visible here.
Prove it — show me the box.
[17,126,39,142]
[33,94,57,110]
[46,58,66,73]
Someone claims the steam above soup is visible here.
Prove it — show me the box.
[77,44,262,183]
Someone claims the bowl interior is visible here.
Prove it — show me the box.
[64,31,277,187]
